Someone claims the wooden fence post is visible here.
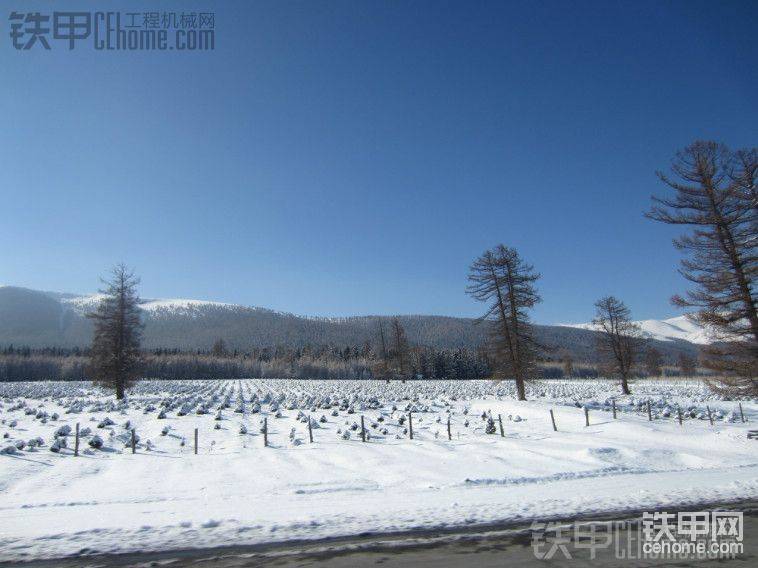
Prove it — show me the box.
[549,409,557,432]
[706,405,714,426]
[308,415,314,443]
[263,417,268,447]
[408,412,413,440]
[131,429,136,454]
[498,414,505,437]
[584,406,590,427]
[360,415,366,442]
[677,406,683,426]
[447,417,452,441]
[647,400,652,421]
[74,423,80,457]
[194,428,198,454]
[611,399,617,419]
[739,403,746,423]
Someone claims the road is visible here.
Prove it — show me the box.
[5,502,756,567]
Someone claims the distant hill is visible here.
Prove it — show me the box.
[559,315,715,345]
[0,286,700,363]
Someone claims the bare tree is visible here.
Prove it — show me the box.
[87,265,144,399]
[211,338,227,357]
[467,245,541,400]
[372,318,390,381]
[593,296,640,395]
[677,352,697,377]
[390,317,410,381]
[646,141,757,393]
[644,346,663,378]
[560,350,574,378]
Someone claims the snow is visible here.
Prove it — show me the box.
[560,315,716,344]
[59,293,109,312]
[139,298,234,312]
[0,378,755,561]
[60,294,235,315]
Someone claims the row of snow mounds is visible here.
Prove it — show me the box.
[1,378,753,460]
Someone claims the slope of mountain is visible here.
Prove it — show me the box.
[0,286,700,363]
[559,315,713,345]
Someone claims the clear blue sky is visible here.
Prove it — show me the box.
[1,0,756,323]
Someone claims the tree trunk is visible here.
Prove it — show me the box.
[620,373,631,395]
[515,376,526,401]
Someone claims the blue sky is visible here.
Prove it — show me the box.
[1,0,756,323]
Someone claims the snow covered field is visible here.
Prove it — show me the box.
[0,378,756,561]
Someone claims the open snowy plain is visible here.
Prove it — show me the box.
[0,378,756,561]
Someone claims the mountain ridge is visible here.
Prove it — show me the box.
[0,286,701,363]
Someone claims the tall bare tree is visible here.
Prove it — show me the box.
[644,346,663,378]
[211,338,227,357]
[467,245,541,400]
[593,296,640,395]
[372,318,390,381]
[646,141,757,392]
[561,350,574,378]
[87,264,144,399]
[677,352,697,377]
[390,317,411,381]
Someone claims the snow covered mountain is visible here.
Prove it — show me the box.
[0,286,701,362]
[559,315,714,345]
[57,292,238,317]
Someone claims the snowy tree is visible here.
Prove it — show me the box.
[87,265,144,399]
[467,245,541,400]
[593,296,640,395]
[646,141,757,392]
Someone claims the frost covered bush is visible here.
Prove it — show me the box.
[98,417,115,428]
[485,417,496,434]
[88,435,103,449]
[1,444,18,455]
[55,424,72,437]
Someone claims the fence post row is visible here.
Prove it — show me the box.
[194,428,198,454]
[74,422,80,457]
[584,406,590,427]
[549,409,557,432]
[408,412,413,439]
[498,414,505,437]
[131,429,136,454]
[308,414,314,443]
[647,400,652,421]
[611,399,617,419]
[706,405,714,426]
[360,415,366,442]
[447,417,452,440]
[263,417,268,447]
